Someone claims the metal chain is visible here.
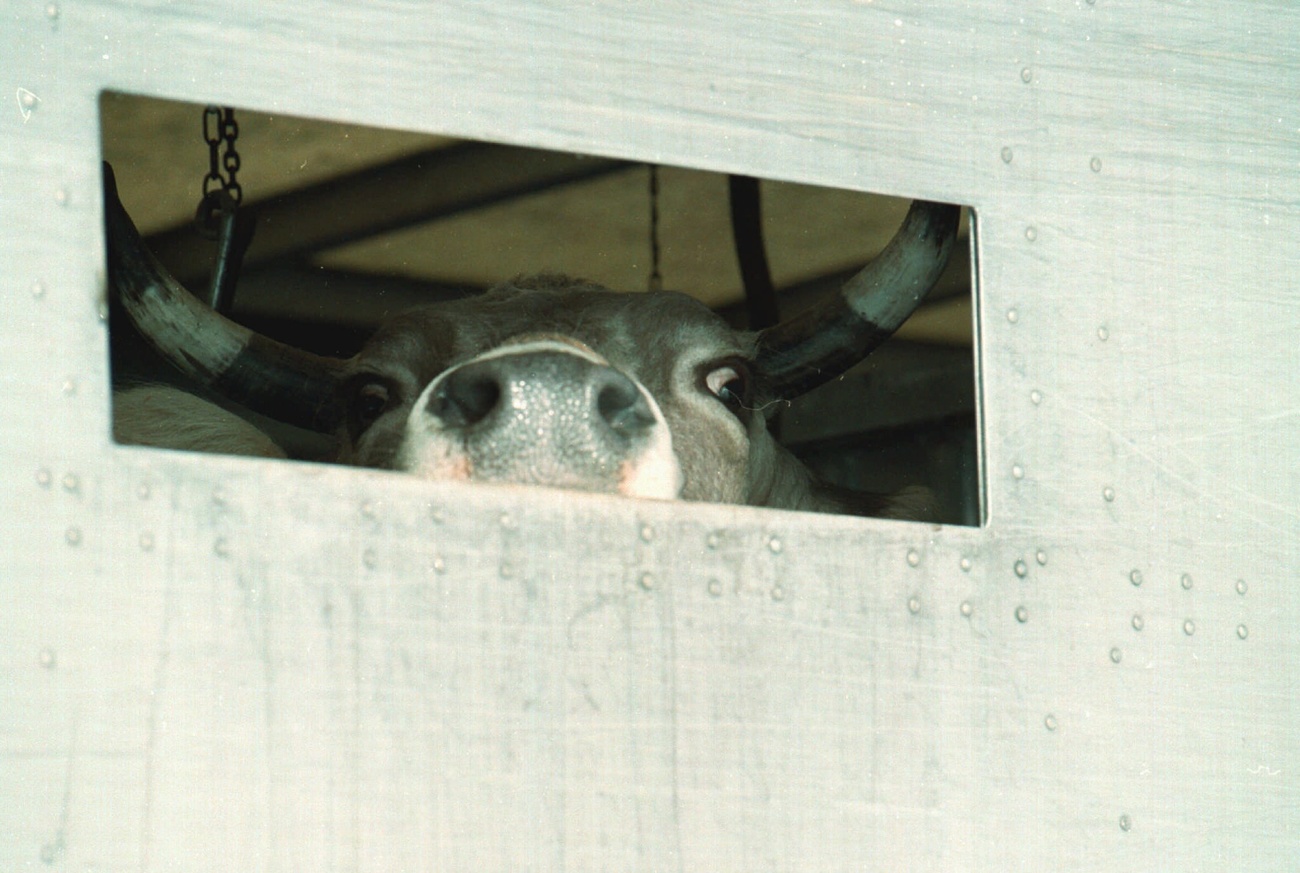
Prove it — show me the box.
[194,106,243,241]
[194,106,254,310]
[201,106,241,204]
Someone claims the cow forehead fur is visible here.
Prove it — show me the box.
[354,275,757,392]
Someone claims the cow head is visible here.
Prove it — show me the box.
[104,165,959,513]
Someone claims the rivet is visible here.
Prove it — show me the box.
[1011,464,1024,480]
[1119,814,1132,832]
[39,648,56,669]
[54,187,69,206]
[1129,569,1143,587]
[499,512,514,530]
[1000,146,1014,164]
[1180,573,1193,590]
[359,500,375,519]
[30,280,47,299]
[1024,226,1038,242]
[1044,713,1058,731]
[65,526,82,546]
[1029,389,1042,405]
[1014,559,1028,578]
[137,482,151,500]
[46,2,60,19]
[61,472,79,492]
[97,300,109,322]
[639,524,654,543]
[1236,624,1248,640]
[1235,579,1248,596]
[960,557,972,572]
[1006,308,1019,323]
[906,549,920,567]
[213,537,230,558]
[1097,326,1110,341]
[1103,486,1115,502]
[707,578,723,597]
[767,536,783,554]
[61,377,78,396]
[432,556,446,574]
[36,467,52,487]
[1090,156,1103,173]
[139,532,154,552]
[638,572,654,591]
[1035,550,1048,566]
[1015,605,1028,623]
[771,585,786,602]
[362,548,377,569]
[706,532,720,550]
[1183,619,1195,636]
[908,596,921,615]
[1020,66,1033,83]
[960,600,973,617]
[1109,646,1122,663]
[499,562,514,579]
[1131,614,1144,631]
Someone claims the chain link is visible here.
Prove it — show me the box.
[196,106,242,239]
[201,106,241,204]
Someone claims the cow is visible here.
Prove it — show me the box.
[105,166,959,518]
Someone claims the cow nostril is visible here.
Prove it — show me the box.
[596,372,655,437]
[428,353,656,439]
[428,367,501,428]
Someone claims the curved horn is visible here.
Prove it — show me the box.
[755,200,961,398]
[104,163,347,433]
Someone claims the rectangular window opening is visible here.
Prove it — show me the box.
[103,91,983,526]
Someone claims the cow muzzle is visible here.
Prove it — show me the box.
[397,340,683,500]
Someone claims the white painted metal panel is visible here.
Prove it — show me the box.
[2,1,1296,870]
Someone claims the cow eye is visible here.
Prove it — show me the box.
[351,380,393,431]
[704,364,750,413]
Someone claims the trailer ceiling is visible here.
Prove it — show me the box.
[100,92,971,344]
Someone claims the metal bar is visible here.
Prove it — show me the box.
[205,197,256,313]
[728,174,779,329]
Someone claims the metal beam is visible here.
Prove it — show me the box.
[144,142,633,285]
[715,234,971,331]
[227,264,482,327]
